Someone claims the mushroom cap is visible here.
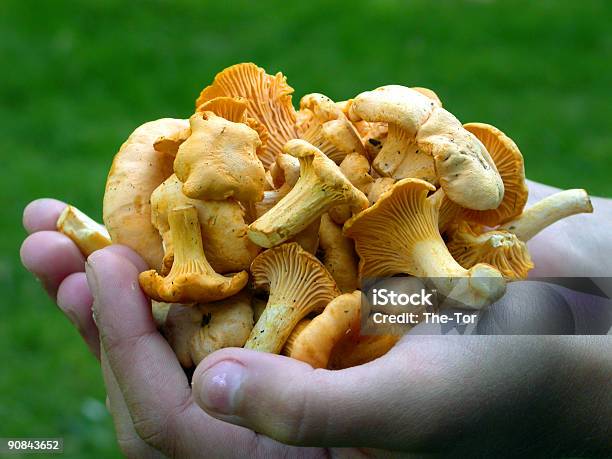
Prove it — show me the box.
[297,93,366,164]
[56,205,111,257]
[150,174,259,274]
[139,206,248,303]
[367,177,395,205]
[460,123,528,225]
[411,87,443,106]
[196,96,249,122]
[339,152,374,194]
[103,118,189,270]
[416,108,504,210]
[328,334,399,370]
[282,290,362,368]
[173,113,266,202]
[195,63,298,168]
[447,222,534,280]
[348,85,439,135]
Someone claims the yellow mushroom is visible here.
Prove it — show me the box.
[349,85,504,210]
[244,242,340,353]
[150,174,259,275]
[103,118,189,270]
[296,93,366,164]
[343,178,506,309]
[56,205,111,257]
[327,334,400,370]
[500,189,593,241]
[367,177,396,206]
[318,214,359,293]
[447,222,534,280]
[173,112,266,202]
[139,205,248,303]
[282,291,362,368]
[195,63,298,168]
[162,292,253,368]
[248,140,369,248]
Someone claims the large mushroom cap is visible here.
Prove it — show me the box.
[416,108,505,210]
[103,118,189,270]
[245,242,340,353]
[174,113,266,202]
[196,63,298,168]
[461,122,528,225]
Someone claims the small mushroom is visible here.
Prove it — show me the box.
[318,213,359,293]
[56,205,111,256]
[447,222,534,280]
[139,205,248,303]
[248,140,369,248]
[162,292,253,367]
[103,118,189,270]
[244,242,340,353]
[150,174,259,275]
[195,63,299,168]
[173,112,266,202]
[500,189,593,241]
[282,291,361,368]
[343,178,506,309]
[296,93,366,164]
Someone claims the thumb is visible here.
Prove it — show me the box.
[192,341,451,449]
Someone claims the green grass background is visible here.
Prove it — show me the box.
[1,0,610,457]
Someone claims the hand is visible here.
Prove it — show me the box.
[20,196,612,457]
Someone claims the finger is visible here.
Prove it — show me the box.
[103,244,149,273]
[56,272,100,359]
[20,231,85,298]
[23,198,67,233]
[101,348,165,459]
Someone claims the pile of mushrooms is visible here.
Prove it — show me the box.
[57,63,593,369]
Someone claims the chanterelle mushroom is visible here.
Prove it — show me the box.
[248,139,369,248]
[296,93,366,164]
[318,213,359,293]
[162,292,253,368]
[343,178,506,309]
[103,118,189,270]
[349,85,504,210]
[447,222,534,280]
[196,63,298,168]
[57,205,111,257]
[150,174,259,275]
[139,205,248,303]
[283,291,361,368]
[244,242,340,353]
[173,111,266,202]
[500,189,593,241]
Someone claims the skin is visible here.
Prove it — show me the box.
[19,181,612,458]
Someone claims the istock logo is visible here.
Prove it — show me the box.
[371,288,434,307]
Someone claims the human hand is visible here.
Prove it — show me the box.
[20,198,612,457]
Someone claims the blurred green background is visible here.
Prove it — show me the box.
[1,0,610,457]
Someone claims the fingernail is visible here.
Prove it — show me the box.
[198,361,245,415]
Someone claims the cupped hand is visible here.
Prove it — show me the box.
[20,198,612,457]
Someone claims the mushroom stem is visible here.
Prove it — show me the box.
[500,189,593,241]
[246,299,304,354]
